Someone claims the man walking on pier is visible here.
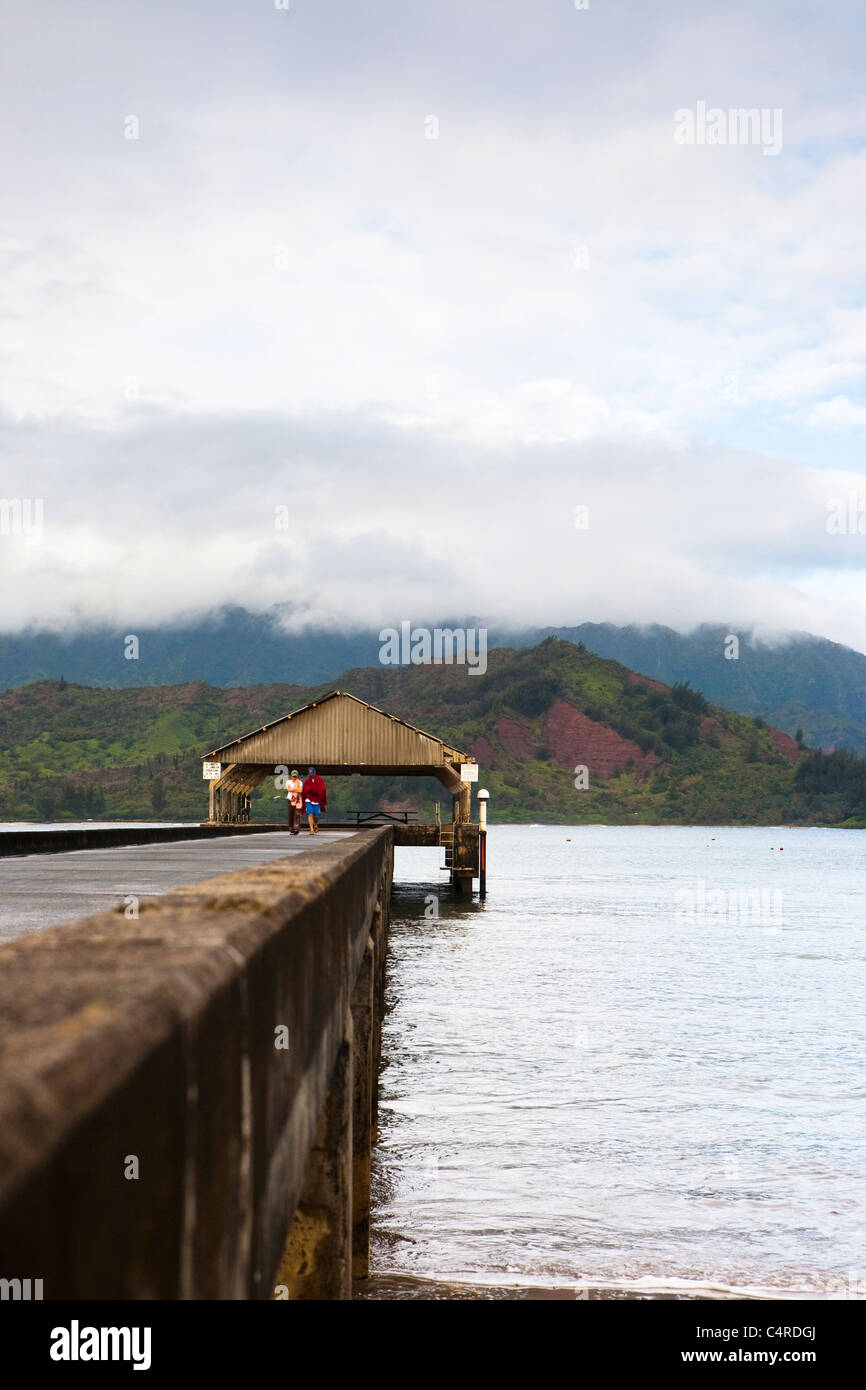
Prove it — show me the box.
[286,769,303,835]
[303,766,327,834]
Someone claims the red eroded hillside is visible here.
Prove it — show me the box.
[470,734,496,766]
[495,717,536,759]
[543,699,658,779]
[627,671,668,693]
[770,728,802,763]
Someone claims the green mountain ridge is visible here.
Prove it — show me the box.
[542,622,866,755]
[2,639,865,827]
[2,610,866,754]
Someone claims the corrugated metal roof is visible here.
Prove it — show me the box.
[202,689,472,767]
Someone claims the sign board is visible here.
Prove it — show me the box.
[202,761,222,781]
[460,763,479,783]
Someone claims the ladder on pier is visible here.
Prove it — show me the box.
[439,823,454,869]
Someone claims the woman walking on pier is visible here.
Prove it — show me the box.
[303,767,327,834]
[286,769,304,835]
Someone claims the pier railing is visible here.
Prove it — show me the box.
[0,827,393,1299]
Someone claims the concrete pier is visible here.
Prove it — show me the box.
[0,828,393,1299]
[0,828,353,944]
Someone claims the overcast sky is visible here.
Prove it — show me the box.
[2,0,866,649]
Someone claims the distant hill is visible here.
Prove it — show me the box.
[1,609,865,754]
[2,638,864,827]
[0,607,378,690]
[538,623,866,757]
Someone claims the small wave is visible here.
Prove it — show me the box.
[361,1271,840,1300]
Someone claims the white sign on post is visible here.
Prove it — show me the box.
[460,763,479,783]
[202,761,222,780]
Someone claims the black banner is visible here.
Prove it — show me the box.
[0,1296,857,1376]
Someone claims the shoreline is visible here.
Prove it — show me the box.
[355,1274,830,1302]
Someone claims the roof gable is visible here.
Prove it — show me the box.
[203,689,470,769]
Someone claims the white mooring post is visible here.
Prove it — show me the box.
[477,789,489,899]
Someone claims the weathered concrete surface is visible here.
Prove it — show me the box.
[390,824,449,846]
[350,937,375,1279]
[0,829,352,944]
[0,822,284,859]
[0,827,393,1299]
[275,1030,354,1300]
[451,822,480,899]
[391,822,479,857]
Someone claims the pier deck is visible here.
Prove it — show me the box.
[0,829,355,944]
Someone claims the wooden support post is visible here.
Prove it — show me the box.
[452,783,471,824]
[274,1024,354,1301]
[451,782,473,895]
[350,937,375,1280]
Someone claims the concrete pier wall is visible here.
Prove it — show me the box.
[0,828,393,1299]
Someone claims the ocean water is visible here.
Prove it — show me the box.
[370,826,866,1298]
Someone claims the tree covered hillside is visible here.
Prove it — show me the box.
[1,639,864,826]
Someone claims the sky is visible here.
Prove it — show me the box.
[2,0,866,649]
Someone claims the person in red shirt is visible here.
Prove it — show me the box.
[302,766,327,835]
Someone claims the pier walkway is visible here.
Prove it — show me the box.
[0,828,352,944]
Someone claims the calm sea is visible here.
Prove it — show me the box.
[371,826,866,1298]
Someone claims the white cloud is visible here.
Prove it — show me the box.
[1,1,866,650]
[2,407,866,653]
[808,395,866,428]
